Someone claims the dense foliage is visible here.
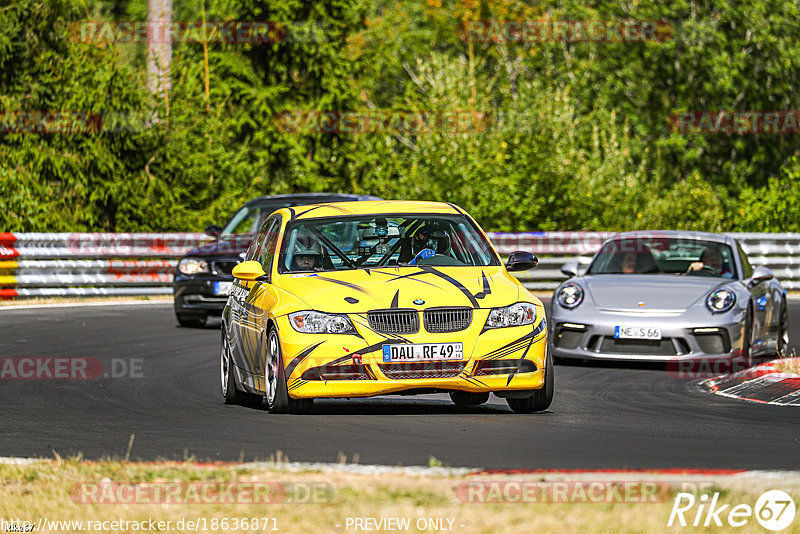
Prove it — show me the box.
[1,0,798,232]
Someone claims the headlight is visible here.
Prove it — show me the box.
[178,258,209,275]
[485,302,537,329]
[557,282,584,309]
[289,311,356,334]
[706,289,736,313]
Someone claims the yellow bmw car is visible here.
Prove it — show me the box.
[220,200,552,414]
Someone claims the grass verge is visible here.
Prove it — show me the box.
[2,459,800,533]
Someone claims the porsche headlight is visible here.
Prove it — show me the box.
[706,289,736,313]
[289,311,356,334]
[557,282,584,309]
[178,258,209,275]
[485,302,537,329]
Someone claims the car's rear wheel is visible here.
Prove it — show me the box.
[777,299,789,358]
[265,328,313,414]
[506,351,554,414]
[177,313,207,328]
[449,391,489,407]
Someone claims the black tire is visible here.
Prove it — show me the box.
[265,328,313,414]
[221,333,247,404]
[506,350,554,414]
[177,313,207,328]
[449,391,490,407]
[777,299,789,358]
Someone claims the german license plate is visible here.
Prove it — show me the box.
[382,343,463,362]
[614,326,662,340]
[213,281,233,296]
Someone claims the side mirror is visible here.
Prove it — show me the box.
[232,260,267,282]
[749,266,774,286]
[204,225,222,238]
[506,251,538,272]
[560,261,579,278]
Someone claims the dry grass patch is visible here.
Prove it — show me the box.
[1,460,800,533]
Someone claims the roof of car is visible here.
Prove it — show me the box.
[607,230,736,246]
[278,200,466,220]
[244,193,381,208]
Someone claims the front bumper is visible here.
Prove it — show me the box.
[173,274,235,316]
[549,305,746,363]
[274,312,548,399]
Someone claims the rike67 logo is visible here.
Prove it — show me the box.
[668,490,796,531]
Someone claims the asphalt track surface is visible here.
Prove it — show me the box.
[1,301,799,469]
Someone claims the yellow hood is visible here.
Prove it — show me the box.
[275,266,525,313]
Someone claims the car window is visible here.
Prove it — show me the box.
[737,242,753,278]
[223,206,263,235]
[587,237,737,278]
[259,220,281,280]
[277,214,500,273]
[245,219,276,262]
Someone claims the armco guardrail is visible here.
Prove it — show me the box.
[0,233,208,299]
[1,231,799,299]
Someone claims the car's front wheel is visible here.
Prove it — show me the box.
[506,352,554,414]
[265,328,313,414]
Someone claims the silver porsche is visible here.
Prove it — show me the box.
[550,231,788,366]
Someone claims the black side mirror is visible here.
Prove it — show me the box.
[204,225,222,238]
[506,251,538,272]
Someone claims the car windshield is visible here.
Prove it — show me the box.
[221,201,323,235]
[586,236,737,278]
[278,214,500,272]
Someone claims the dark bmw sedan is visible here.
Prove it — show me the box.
[173,193,380,327]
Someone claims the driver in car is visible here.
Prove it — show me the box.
[687,246,733,278]
[409,226,451,265]
[292,239,324,271]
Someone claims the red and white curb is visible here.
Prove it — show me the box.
[703,359,800,405]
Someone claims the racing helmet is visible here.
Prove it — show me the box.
[412,225,451,255]
[293,238,323,265]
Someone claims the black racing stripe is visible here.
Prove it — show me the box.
[287,207,296,220]
[482,270,491,296]
[285,341,325,378]
[314,276,369,294]
[446,202,466,215]
[352,316,414,344]
[288,379,306,391]
[383,270,440,288]
[325,354,354,366]
[391,290,399,308]
[460,375,489,388]
[482,330,540,359]
[506,373,515,386]
[420,266,480,308]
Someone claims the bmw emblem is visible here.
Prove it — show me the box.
[413,299,425,305]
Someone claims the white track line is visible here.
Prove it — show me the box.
[0,300,172,311]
